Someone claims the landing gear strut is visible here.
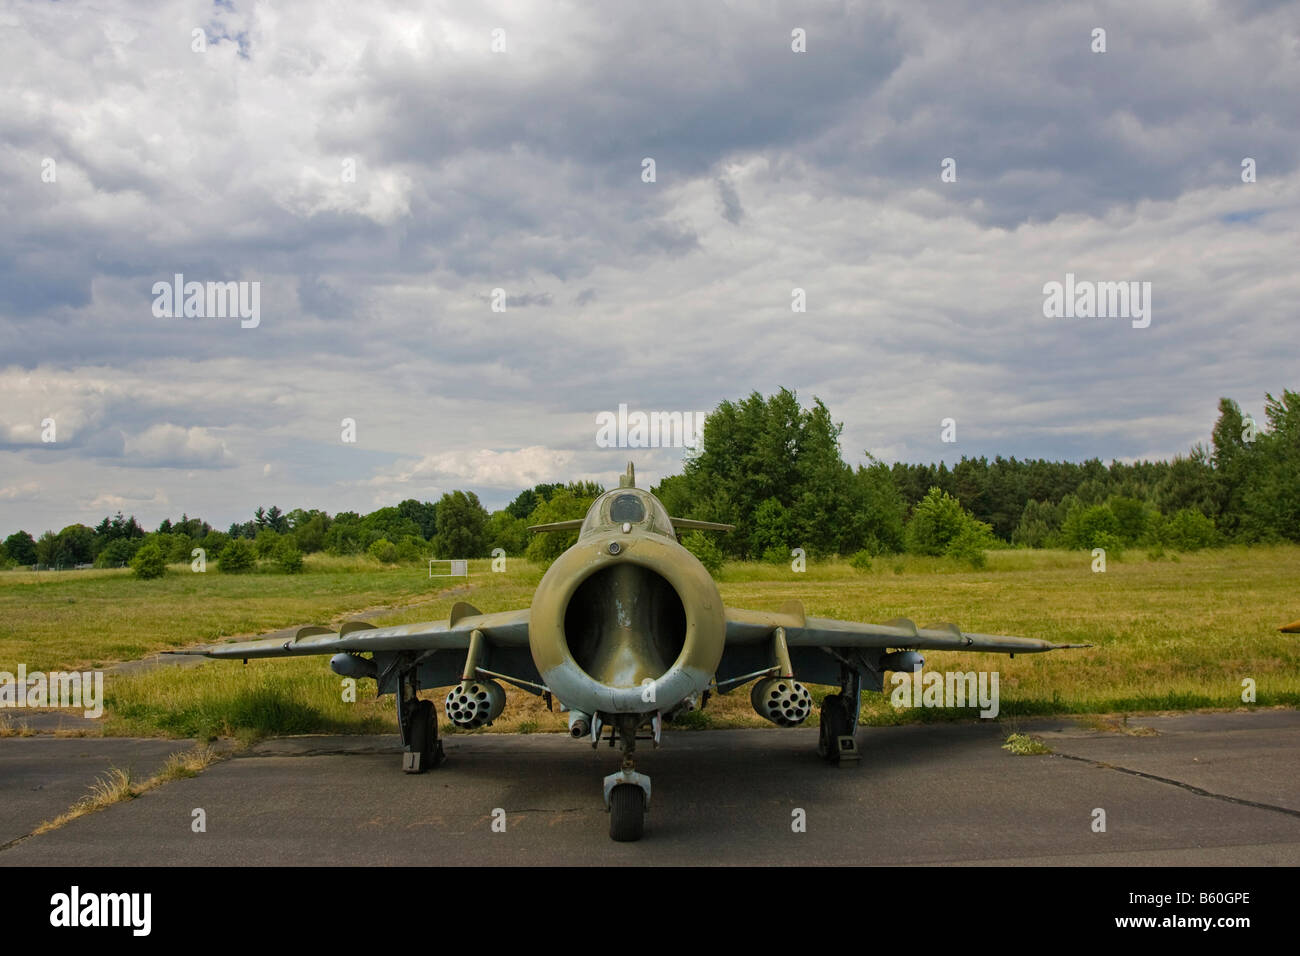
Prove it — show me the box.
[602,716,651,842]
[397,659,443,773]
[818,666,862,765]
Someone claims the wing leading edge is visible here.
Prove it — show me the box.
[168,604,531,661]
[723,603,1090,655]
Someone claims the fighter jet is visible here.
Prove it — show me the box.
[177,463,1090,841]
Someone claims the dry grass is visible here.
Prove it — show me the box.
[0,712,33,737]
[29,744,228,836]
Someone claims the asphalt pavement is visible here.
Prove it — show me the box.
[2,709,1297,865]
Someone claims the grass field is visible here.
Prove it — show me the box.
[2,546,1298,740]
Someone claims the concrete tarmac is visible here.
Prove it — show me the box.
[2,710,1297,865]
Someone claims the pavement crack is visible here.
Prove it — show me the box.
[1054,751,1300,821]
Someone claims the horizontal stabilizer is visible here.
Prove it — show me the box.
[528,519,584,533]
[670,518,735,532]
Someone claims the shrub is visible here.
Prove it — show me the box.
[96,537,141,569]
[274,541,304,574]
[945,523,990,569]
[1061,503,1120,550]
[165,533,194,564]
[1091,530,1125,560]
[906,488,978,556]
[1164,509,1218,551]
[217,539,256,574]
[394,535,429,564]
[848,549,873,571]
[254,529,281,558]
[761,545,791,566]
[682,531,724,575]
[367,538,398,564]
[906,487,995,567]
[129,542,167,579]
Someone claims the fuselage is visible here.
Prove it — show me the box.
[528,487,725,719]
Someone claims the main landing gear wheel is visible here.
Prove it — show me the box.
[404,699,443,773]
[818,693,853,763]
[609,783,646,842]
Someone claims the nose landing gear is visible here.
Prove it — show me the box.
[601,716,652,841]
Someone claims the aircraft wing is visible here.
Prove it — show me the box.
[169,604,531,660]
[723,603,1089,655]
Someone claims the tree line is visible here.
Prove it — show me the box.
[655,387,1298,566]
[3,387,1295,574]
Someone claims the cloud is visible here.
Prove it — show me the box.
[122,424,233,469]
[715,176,744,224]
[363,446,579,493]
[0,0,1296,535]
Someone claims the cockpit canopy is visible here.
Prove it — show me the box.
[581,489,675,537]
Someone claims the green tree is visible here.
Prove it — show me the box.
[750,498,792,559]
[57,524,95,565]
[842,458,906,554]
[362,506,422,543]
[394,535,429,563]
[368,538,398,563]
[95,537,141,568]
[1239,390,1300,542]
[396,499,438,539]
[274,540,304,573]
[506,484,564,520]
[668,389,861,558]
[1163,509,1218,551]
[254,529,281,558]
[1060,503,1119,550]
[1155,447,1217,518]
[432,491,490,559]
[200,530,231,558]
[1210,397,1249,537]
[290,514,328,553]
[1011,499,1058,548]
[218,538,257,573]
[486,510,529,556]
[904,488,974,556]
[324,513,364,555]
[524,485,598,565]
[1107,496,1150,545]
[681,531,724,575]
[3,531,36,565]
[129,542,167,579]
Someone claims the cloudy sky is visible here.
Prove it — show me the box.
[1,0,1296,536]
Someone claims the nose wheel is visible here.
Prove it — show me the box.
[608,781,647,841]
[603,718,652,841]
